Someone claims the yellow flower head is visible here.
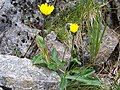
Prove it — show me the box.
[70,23,79,33]
[38,3,54,15]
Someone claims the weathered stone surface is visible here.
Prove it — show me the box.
[0,87,3,90]
[45,31,71,61]
[0,0,76,58]
[0,0,43,57]
[0,54,60,90]
[96,27,119,63]
[0,22,39,57]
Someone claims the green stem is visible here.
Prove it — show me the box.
[66,33,75,71]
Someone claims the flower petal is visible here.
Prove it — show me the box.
[38,3,55,15]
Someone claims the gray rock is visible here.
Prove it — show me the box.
[45,31,71,62]
[0,87,3,90]
[0,54,60,90]
[0,22,39,57]
[96,27,119,64]
[0,0,43,26]
[0,0,43,57]
[0,0,12,34]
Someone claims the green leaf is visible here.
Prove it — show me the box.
[70,67,82,74]
[60,75,68,90]
[66,68,102,86]
[70,67,95,77]
[51,48,65,68]
[32,54,46,65]
[36,35,45,49]
[80,68,95,77]
[66,74,102,86]
[51,48,58,61]
[72,58,81,66]
[47,61,58,70]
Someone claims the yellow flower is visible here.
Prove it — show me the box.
[38,3,54,15]
[70,23,79,33]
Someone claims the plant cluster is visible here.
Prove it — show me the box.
[31,0,119,90]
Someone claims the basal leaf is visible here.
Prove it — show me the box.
[66,74,102,86]
[36,35,45,49]
[32,54,46,65]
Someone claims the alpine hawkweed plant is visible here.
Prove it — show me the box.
[38,3,54,16]
[38,3,55,38]
[67,23,79,70]
[23,3,54,57]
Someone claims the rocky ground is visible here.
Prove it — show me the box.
[0,0,120,90]
[0,0,73,89]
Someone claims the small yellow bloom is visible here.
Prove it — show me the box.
[70,23,79,33]
[38,3,54,15]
